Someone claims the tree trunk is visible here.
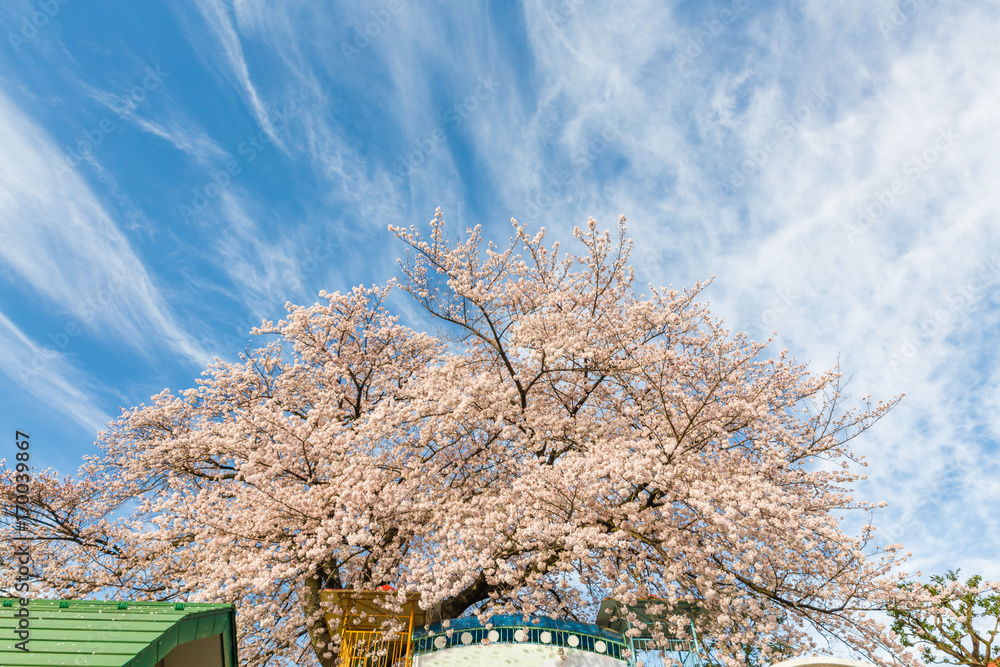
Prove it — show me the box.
[437,571,495,621]
[301,563,342,667]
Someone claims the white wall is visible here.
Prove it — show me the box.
[413,643,626,667]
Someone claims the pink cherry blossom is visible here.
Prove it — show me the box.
[1,211,934,667]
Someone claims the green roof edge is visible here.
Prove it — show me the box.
[0,598,239,667]
[121,603,239,667]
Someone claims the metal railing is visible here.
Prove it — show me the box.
[628,636,705,667]
[321,590,419,667]
[339,628,412,667]
[411,616,628,661]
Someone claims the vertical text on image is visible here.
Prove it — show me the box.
[11,430,33,651]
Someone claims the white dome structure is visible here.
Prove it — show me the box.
[771,657,877,667]
[320,589,707,667]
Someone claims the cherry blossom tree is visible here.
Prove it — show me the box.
[2,211,918,666]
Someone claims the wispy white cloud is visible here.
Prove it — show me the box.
[238,0,997,577]
[126,113,229,164]
[169,3,1000,578]
[81,78,227,163]
[83,84,228,164]
[185,0,284,150]
[4,0,994,585]
[213,192,305,311]
[0,310,112,435]
[493,1,1000,576]
[0,86,213,368]
[228,2,417,225]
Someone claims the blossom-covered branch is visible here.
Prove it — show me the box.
[2,211,916,666]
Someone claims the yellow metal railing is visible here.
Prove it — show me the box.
[339,627,411,667]
[321,589,422,667]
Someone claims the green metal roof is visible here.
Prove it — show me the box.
[0,598,238,667]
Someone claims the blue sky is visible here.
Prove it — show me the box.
[1,0,997,584]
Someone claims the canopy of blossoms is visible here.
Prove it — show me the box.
[2,212,923,667]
